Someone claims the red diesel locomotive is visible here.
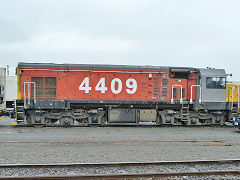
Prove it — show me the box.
[16,63,229,126]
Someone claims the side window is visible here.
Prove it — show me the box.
[31,77,56,97]
[171,72,189,79]
[206,77,226,89]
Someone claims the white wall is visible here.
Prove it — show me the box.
[6,76,17,101]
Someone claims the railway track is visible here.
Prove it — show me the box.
[1,170,240,179]
[10,121,234,128]
[0,159,240,179]
[11,124,233,127]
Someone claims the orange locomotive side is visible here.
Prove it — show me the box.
[17,67,197,103]
[17,63,221,126]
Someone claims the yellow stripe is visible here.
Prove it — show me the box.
[17,67,21,99]
[11,122,17,126]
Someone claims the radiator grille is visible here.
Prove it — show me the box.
[161,74,168,99]
[141,82,147,92]
[31,77,56,97]
[45,77,56,87]
[153,77,159,98]
[161,88,168,97]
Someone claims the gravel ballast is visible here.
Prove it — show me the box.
[0,125,239,164]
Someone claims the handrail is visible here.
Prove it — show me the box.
[190,85,201,104]
[24,82,36,108]
[171,85,182,104]
[227,85,235,110]
[238,86,240,111]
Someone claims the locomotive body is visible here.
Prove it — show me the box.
[16,63,229,126]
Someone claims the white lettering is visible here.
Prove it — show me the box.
[111,78,122,94]
[79,77,91,93]
[126,78,137,94]
[95,78,107,93]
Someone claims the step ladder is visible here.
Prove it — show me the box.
[16,100,25,124]
[181,104,190,123]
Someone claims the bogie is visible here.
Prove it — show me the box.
[21,107,226,127]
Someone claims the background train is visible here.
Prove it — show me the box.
[0,68,17,117]
[226,82,240,129]
[14,62,233,126]
[0,68,5,115]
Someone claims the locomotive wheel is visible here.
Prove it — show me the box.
[26,115,32,125]
[76,118,89,125]
[205,119,211,125]
[45,118,52,125]
[156,114,163,125]
[182,121,190,126]
[44,118,58,125]
[59,117,74,126]
[81,118,89,126]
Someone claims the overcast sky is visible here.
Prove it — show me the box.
[0,0,239,80]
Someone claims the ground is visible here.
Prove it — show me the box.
[0,116,239,164]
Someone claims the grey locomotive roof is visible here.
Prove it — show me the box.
[199,68,226,77]
[18,62,198,71]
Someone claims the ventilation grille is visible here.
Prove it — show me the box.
[31,77,56,97]
[153,77,159,98]
[161,88,168,97]
[141,82,147,92]
[161,74,168,99]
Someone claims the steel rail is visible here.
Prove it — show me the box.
[1,170,240,179]
[0,159,240,179]
[11,123,231,128]
[0,159,240,168]
[0,139,229,144]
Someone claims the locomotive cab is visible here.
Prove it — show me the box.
[197,68,228,124]
[198,68,227,110]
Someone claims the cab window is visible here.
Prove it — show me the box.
[206,77,226,89]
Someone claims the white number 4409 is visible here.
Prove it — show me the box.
[79,77,91,93]
[79,77,137,94]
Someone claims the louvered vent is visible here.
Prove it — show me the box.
[153,77,159,98]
